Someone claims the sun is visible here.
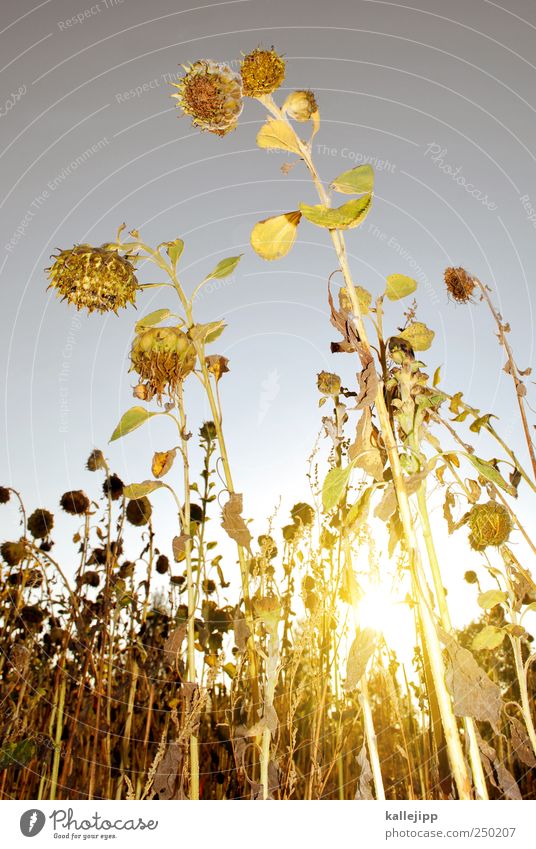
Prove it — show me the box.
[355,583,417,659]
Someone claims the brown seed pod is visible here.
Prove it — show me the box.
[130,326,196,401]
[240,47,285,96]
[171,60,243,135]
[156,554,169,575]
[467,501,512,551]
[60,490,90,515]
[444,266,476,304]
[0,487,11,504]
[1,540,26,566]
[47,245,138,314]
[27,508,54,539]
[126,497,152,527]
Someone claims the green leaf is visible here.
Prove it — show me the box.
[299,194,372,230]
[110,407,158,442]
[124,480,164,499]
[165,239,184,267]
[469,413,497,434]
[322,463,354,511]
[250,211,301,260]
[330,164,374,195]
[135,309,171,333]
[472,625,506,651]
[345,486,373,531]
[203,255,243,283]
[399,321,435,351]
[477,590,508,610]
[189,320,226,346]
[466,455,517,496]
[385,274,418,301]
[256,119,301,154]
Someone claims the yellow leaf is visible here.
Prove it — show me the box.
[250,211,301,261]
[399,321,435,351]
[152,449,176,478]
[299,194,372,230]
[256,118,301,154]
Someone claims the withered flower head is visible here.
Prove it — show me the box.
[126,497,152,527]
[205,354,229,382]
[86,449,106,472]
[27,508,54,539]
[172,60,243,135]
[199,420,217,442]
[240,47,285,96]
[156,554,169,574]
[253,592,281,632]
[47,245,138,314]
[467,501,512,551]
[444,266,476,304]
[284,89,317,121]
[317,371,341,396]
[130,326,196,402]
[103,474,124,501]
[0,487,11,504]
[1,540,26,566]
[60,490,90,516]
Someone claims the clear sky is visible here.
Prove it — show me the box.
[1,0,536,633]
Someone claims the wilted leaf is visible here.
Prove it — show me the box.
[172,534,191,561]
[465,455,517,496]
[124,480,164,499]
[322,463,354,511]
[110,407,158,442]
[135,309,172,332]
[356,359,379,409]
[233,613,251,651]
[256,118,301,154]
[250,211,301,261]
[477,590,508,610]
[442,633,502,732]
[152,449,177,478]
[163,624,187,668]
[331,164,374,195]
[469,413,497,434]
[478,733,521,800]
[354,743,374,799]
[349,409,384,481]
[399,321,435,352]
[344,628,377,691]
[189,320,226,346]
[345,486,373,532]
[385,274,418,301]
[203,255,242,283]
[164,239,184,267]
[221,493,252,552]
[153,742,185,800]
[472,625,506,651]
[374,473,425,522]
[300,194,372,230]
[509,715,536,768]
[205,355,229,382]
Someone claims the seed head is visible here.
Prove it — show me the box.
[241,48,285,97]
[47,245,138,314]
[291,502,315,526]
[86,449,106,472]
[317,371,341,396]
[1,540,26,566]
[126,497,152,527]
[60,490,90,515]
[27,509,54,539]
[156,554,169,574]
[444,266,476,304]
[103,474,124,501]
[172,60,243,135]
[130,326,196,402]
[0,487,11,504]
[284,89,317,121]
[467,501,512,551]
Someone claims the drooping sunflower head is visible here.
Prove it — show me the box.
[171,60,243,135]
[27,509,54,539]
[47,245,138,314]
[130,326,197,402]
[240,47,285,97]
[467,501,512,551]
[444,266,476,304]
[284,89,317,121]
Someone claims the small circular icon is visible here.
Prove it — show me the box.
[20,809,46,837]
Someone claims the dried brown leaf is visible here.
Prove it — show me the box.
[442,634,502,733]
[221,493,252,553]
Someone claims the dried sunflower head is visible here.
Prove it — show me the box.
[60,490,90,515]
[284,89,317,121]
[103,474,124,501]
[0,487,11,504]
[86,449,106,472]
[130,326,196,402]
[27,509,54,539]
[156,554,169,575]
[444,266,476,304]
[240,47,285,96]
[172,60,243,135]
[467,501,512,551]
[1,540,26,566]
[47,245,138,314]
[291,502,315,527]
[126,497,152,527]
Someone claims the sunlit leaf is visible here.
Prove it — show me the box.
[477,590,508,610]
[124,480,164,499]
[330,164,374,195]
[322,463,354,511]
[189,320,226,346]
[466,455,517,496]
[250,211,301,260]
[399,321,435,351]
[135,309,171,333]
[152,449,177,478]
[344,628,378,691]
[203,255,243,283]
[256,118,301,154]
[221,493,252,552]
[385,274,418,301]
[300,194,372,230]
[472,625,506,651]
[110,407,158,442]
[164,238,184,266]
